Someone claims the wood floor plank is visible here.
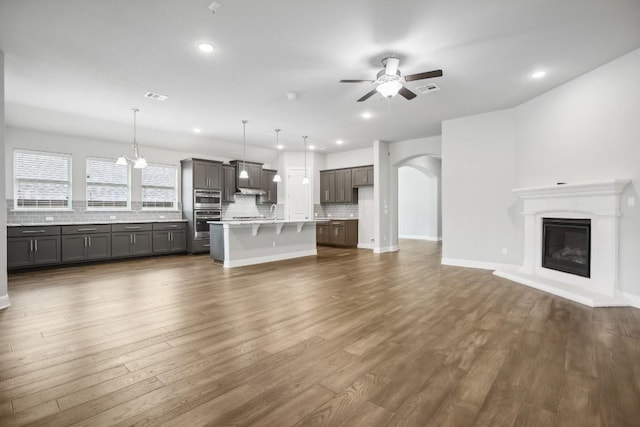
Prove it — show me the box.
[0,240,638,426]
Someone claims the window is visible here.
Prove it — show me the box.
[86,157,130,208]
[141,164,178,209]
[14,149,72,209]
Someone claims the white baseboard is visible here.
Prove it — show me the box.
[0,294,10,310]
[399,234,442,241]
[441,257,517,272]
[622,292,640,309]
[357,243,374,250]
[373,245,399,254]
[224,249,317,268]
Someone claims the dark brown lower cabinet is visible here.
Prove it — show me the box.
[316,219,358,247]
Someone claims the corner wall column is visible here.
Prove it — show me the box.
[373,140,397,253]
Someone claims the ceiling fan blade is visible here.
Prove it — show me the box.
[398,86,417,100]
[384,57,400,76]
[340,79,375,83]
[357,89,378,102]
[404,69,443,82]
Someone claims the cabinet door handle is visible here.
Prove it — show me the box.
[88,236,91,247]
[84,236,87,248]
[78,228,97,232]
[133,234,136,245]
[29,240,33,252]
[34,240,38,252]
[130,234,133,245]
[22,230,46,234]
[164,225,178,229]
[125,226,142,230]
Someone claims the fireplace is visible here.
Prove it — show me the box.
[542,218,591,278]
[493,180,630,307]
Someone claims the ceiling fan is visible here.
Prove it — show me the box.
[340,57,443,102]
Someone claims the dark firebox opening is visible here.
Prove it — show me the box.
[542,218,591,278]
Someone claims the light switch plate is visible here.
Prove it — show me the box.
[628,196,636,208]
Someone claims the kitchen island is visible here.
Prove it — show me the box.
[209,220,317,268]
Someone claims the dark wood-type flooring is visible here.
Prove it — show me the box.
[1,240,639,426]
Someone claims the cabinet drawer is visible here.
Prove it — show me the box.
[329,221,346,226]
[61,224,111,235]
[152,222,186,230]
[111,223,153,232]
[8,226,60,237]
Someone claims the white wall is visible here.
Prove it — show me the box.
[442,47,640,296]
[0,51,9,309]
[442,109,521,266]
[324,148,373,170]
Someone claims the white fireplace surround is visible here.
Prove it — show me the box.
[494,179,631,307]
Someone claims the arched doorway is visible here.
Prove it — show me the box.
[397,155,441,242]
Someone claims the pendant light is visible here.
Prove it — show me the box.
[116,108,147,169]
[273,129,282,183]
[239,120,249,179]
[301,135,309,185]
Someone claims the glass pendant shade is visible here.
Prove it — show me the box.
[273,174,282,182]
[376,81,402,97]
[301,176,310,184]
[239,169,249,179]
[116,156,128,166]
[134,157,147,169]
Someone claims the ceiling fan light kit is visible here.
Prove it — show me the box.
[340,56,443,102]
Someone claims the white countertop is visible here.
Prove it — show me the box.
[210,219,315,225]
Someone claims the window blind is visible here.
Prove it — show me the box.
[86,157,129,208]
[14,150,71,208]
[141,164,177,209]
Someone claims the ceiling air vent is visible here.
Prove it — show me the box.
[415,83,440,94]
[144,92,168,101]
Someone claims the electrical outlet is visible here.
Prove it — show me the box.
[159,215,166,219]
[502,247,508,255]
[628,196,636,208]
[45,216,54,221]
[272,241,276,248]
[109,215,116,220]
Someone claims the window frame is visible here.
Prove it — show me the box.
[141,163,179,211]
[13,149,73,211]
[85,156,131,210]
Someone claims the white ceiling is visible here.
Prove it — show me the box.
[1,0,639,155]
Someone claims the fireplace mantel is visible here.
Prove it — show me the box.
[494,179,631,307]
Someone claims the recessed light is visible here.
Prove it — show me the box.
[198,43,214,53]
[276,144,284,150]
[336,139,344,145]
[193,128,201,133]
[308,145,316,150]
[531,70,546,79]
[361,112,372,119]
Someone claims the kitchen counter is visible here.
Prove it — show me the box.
[209,220,316,268]
[7,219,187,227]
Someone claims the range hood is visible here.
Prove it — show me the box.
[236,187,266,195]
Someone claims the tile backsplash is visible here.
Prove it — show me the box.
[314,203,358,219]
[6,200,183,224]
